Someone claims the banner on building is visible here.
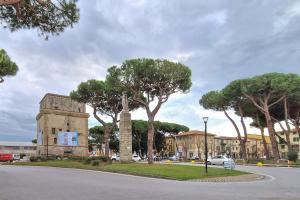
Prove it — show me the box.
[37,131,43,145]
[57,132,78,146]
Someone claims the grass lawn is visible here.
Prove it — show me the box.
[14,160,248,180]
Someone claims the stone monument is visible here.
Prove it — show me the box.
[119,93,132,162]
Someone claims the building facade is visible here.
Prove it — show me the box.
[165,131,275,160]
[36,93,89,157]
[174,130,215,160]
[214,136,235,157]
[0,141,36,156]
[276,129,300,158]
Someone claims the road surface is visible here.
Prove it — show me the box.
[0,165,299,200]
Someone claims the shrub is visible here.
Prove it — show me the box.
[29,156,38,162]
[67,156,86,161]
[20,154,26,159]
[83,157,92,164]
[91,160,100,166]
[288,151,298,162]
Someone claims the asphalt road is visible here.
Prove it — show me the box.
[0,165,299,200]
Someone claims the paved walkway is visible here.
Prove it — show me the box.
[1,165,300,200]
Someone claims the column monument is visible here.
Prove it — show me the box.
[119,93,132,162]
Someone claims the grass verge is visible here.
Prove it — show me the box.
[14,160,248,180]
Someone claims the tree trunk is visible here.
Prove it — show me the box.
[295,121,300,140]
[265,108,280,160]
[137,133,142,158]
[283,98,292,152]
[0,0,20,5]
[153,132,157,153]
[104,126,111,157]
[196,144,200,159]
[260,127,270,159]
[147,118,155,164]
[238,104,248,160]
[255,113,270,159]
[223,109,246,159]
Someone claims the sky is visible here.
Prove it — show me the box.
[1,0,300,141]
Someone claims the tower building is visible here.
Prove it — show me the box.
[36,93,89,157]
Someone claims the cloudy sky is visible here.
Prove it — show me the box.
[1,0,300,141]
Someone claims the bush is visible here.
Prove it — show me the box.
[37,156,47,162]
[91,160,100,166]
[29,156,38,162]
[91,156,110,162]
[288,151,298,162]
[20,154,26,159]
[83,158,92,165]
[67,156,86,161]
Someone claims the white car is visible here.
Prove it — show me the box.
[207,155,233,165]
[132,155,141,162]
[111,155,120,161]
[168,155,177,161]
[13,154,20,160]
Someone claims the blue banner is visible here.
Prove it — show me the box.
[57,132,78,146]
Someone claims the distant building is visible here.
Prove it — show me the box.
[276,129,300,159]
[164,131,275,160]
[174,130,215,160]
[0,141,36,156]
[214,136,235,157]
[36,93,89,157]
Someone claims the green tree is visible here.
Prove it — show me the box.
[248,109,270,159]
[89,125,119,153]
[0,49,18,83]
[132,120,148,157]
[154,121,189,155]
[241,73,300,160]
[131,120,189,158]
[70,80,136,156]
[89,126,105,152]
[70,80,139,156]
[287,93,300,139]
[200,90,247,159]
[222,79,249,159]
[107,58,192,164]
[31,139,37,144]
[0,0,79,39]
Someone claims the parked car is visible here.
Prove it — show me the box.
[153,155,162,161]
[0,152,13,163]
[132,155,141,162]
[13,154,20,160]
[189,155,199,160]
[207,155,233,165]
[111,155,120,161]
[168,155,177,161]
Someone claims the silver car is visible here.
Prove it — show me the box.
[207,155,233,165]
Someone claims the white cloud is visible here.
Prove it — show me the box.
[1,0,300,141]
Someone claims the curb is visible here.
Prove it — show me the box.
[190,174,267,183]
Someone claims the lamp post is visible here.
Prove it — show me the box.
[203,117,208,174]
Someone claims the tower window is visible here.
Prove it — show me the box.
[78,108,81,112]
[52,128,56,135]
[54,138,57,144]
[67,122,69,126]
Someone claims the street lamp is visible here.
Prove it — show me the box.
[203,117,208,174]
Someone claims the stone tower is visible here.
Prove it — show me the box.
[119,93,132,162]
[36,93,89,157]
